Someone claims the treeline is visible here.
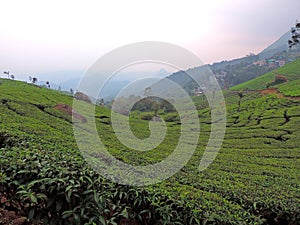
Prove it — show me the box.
[110,95,176,116]
[2,71,77,95]
[218,62,275,87]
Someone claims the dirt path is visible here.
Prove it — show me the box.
[257,88,300,100]
[0,208,27,225]
[54,103,87,122]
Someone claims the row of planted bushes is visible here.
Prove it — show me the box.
[0,136,208,225]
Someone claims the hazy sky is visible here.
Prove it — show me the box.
[0,0,299,81]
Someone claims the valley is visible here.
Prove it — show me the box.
[0,57,299,224]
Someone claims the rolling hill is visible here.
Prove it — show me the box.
[164,31,300,92]
[231,57,300,91]
[0,77,300,224]
[45,31,300,100]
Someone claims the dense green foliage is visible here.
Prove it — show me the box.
[277,79,300,96]
[0,78,300,224]
[0,79,181,225]
[213,57,274,87]
[231,57,300,90]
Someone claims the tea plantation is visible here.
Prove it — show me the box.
[231,57,300,91]
[0,77,299,225]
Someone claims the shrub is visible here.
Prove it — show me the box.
[273,75,288,85]
[164,114,180,122]
[266,75,288,88]
[141,113,153,121]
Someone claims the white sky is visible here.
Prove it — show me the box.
[0,0,299,81]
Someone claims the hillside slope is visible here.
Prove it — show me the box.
[0,78,300,224]
[164,31,300,92]
[231,57,300,91]
[258,31,290,59]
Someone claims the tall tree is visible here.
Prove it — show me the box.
[144,87,152,97]
[32,77,38,84]
[288,20,300,48]
[3,71,9,78]
[97,98,105,106]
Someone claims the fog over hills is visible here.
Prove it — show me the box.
[56,69,171,100]
[27,30,299,100]
[258,31,291,59]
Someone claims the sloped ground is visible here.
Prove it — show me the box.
[0,78,300,224]
[258,88,300,100]
[231,57,300,91]
[54,103,87,122]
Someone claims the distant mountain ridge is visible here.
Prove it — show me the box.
[258,31,291,59]
[22,31,299,99]
[231,57,300,90]
[163,30,300,93]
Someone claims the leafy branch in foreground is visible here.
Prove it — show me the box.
[288,20,300,48]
